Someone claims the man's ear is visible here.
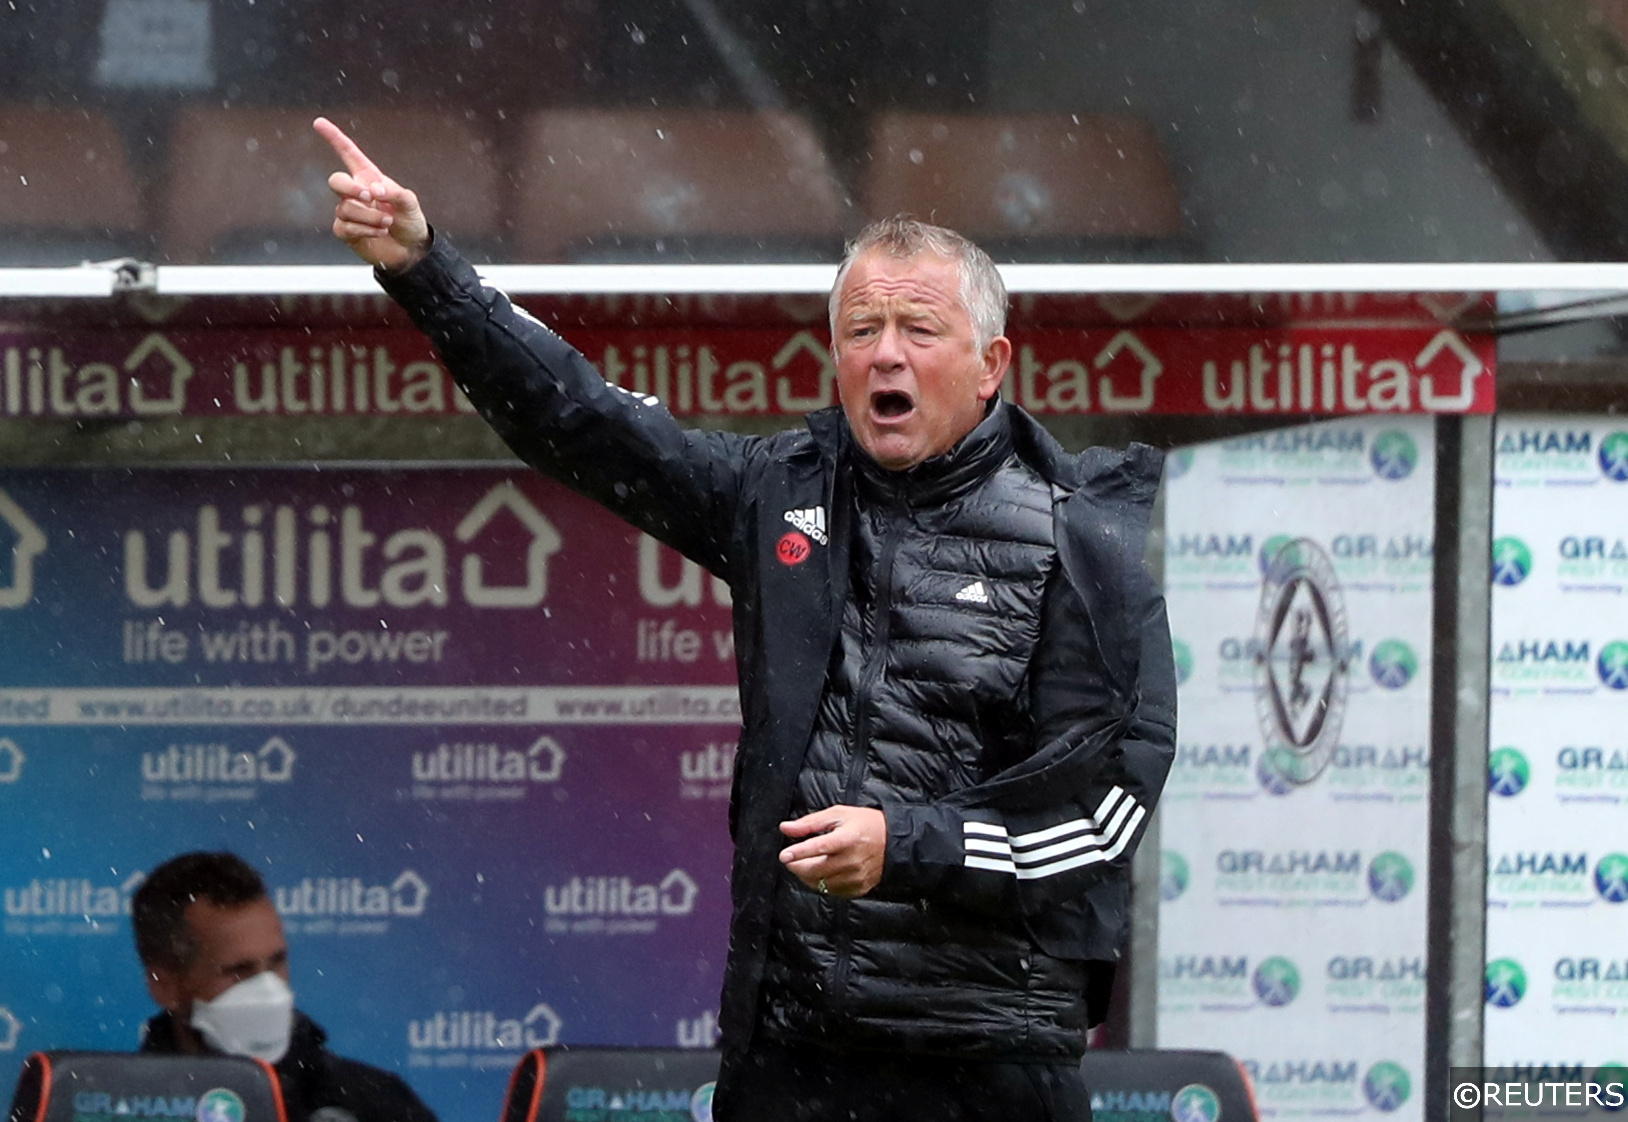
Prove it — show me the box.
[977,335,1012,400]
[144,963,184,1013]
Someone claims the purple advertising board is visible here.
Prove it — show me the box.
[0,466,740,1120]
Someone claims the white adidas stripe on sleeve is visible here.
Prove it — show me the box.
[959,789,1145,882]
[1001,789,1127,850]
[1012,806,1146,880]
[965,837,1015,857]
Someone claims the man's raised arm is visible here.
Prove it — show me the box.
[313,117,430,273]
[307,116,760,580]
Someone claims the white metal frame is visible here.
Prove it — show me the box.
[10,260,1628,300]
[0,267,120,298]
[148,261,1628,299]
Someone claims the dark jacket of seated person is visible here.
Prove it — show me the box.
[141,1009,437,1122]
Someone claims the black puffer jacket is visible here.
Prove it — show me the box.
[760,404,1104,1058]
[378,235,1177,1060]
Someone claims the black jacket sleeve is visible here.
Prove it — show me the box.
[376,234,761,578]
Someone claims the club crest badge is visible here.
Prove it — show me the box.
[1252,537,1350,787]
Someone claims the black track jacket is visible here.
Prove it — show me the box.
[378,236,1178,1058]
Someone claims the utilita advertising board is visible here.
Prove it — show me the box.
[0,467,739,1121]
[1158,418,1435,1122]
[0,323,1494,421]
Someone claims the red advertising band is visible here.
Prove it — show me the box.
[0,326,1495,421]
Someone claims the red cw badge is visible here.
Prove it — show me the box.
[776,531,812,566]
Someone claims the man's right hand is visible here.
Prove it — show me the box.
[313,117,430,273]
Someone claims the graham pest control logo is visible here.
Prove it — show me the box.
[1492,537,1532,587]
[1599,642,1628,691]
[1324,955,1425,1005]
[1368,640,1417,690]
[1370,431,1418,481]
[1253,538,1351,787]
[1170,1084,1222,1122]
[1161,851,1190,902]
[1258,534,1293,576]
[691,1080,717,1122]
[1165,448,1196,481]
[1601,432,1628,482]
[1484,958,1526,1008]
[1367,852,1414,902]
[1252,957,1301,1007]
[1593,1064,1628,1100]
[197,1088,246,1122]
[1363,1062,1411,1112]
[1257,752,1297,797]
[1488,748,1530,798]
[1596,853,1628,903]
[1497,427,1598,480]
[1172,639,1194,685]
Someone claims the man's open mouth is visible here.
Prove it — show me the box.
[872,390,915,419]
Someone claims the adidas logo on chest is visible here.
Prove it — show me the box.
[783,507,828,545]
[955,581,990,605]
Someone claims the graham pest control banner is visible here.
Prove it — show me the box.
[1158,417,1435,1122]
[0,466,740,1121]
[1483,415,1628,1066]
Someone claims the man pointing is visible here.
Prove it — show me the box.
[316,116,1175,1122]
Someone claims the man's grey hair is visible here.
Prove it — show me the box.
[828,215,1008,354]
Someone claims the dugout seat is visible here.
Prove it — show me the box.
[509,109,850,262]
[493,1045,1253,1122]
[0,107,145,265]
[161,106,503,264]
[861,112,1186,259]
[1079,1048,1258,1122]
[498,1047,719,1122]
[6,1050,287,1122]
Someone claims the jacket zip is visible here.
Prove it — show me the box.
[829,499,906,1016]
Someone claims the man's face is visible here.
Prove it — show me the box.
[832,250,1011,471]
[146,897,290,1019]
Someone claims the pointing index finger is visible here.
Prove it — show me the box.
[313,116,381,180]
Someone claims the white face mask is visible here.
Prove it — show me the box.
[190,970,294,1063]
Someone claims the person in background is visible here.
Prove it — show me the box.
[133,851,439,1122]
